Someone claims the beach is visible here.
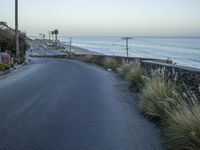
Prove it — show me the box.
[64,44,103,55]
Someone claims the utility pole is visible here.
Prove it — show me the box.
[15,0,19,58]
[39,33,45,41]
[69,37,72,53]
[48,31,51,40]
[122,37,132,57]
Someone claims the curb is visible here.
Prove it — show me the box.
[0,61,27,77]
[0,70,11,76]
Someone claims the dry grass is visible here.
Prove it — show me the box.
[83,55,96,63]
[103,57,118,71]
[163,92,200,150]
[118,62,143,91]
[118,63,133,81]
[129,62,143,91]
[139,77,177,119]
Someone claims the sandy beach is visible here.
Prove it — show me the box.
[64,44,103,55]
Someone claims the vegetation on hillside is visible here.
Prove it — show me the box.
[0,64,10,71]
[0,22,29,56]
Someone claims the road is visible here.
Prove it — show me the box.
[27,43,66,56]
[0,58,163,150]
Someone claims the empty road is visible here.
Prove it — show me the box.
[0,58,163,150]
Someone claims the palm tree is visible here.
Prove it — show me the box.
[51,30,55,39]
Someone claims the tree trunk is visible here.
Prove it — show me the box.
[55,34,57,48]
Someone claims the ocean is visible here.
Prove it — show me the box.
[60,36,200,69]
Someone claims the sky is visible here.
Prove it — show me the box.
[0,0,200,36]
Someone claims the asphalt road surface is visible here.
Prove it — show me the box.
[0,58,164,150]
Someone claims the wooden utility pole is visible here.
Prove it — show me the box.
[15,0,19,58]
[54,29,59,48]
[69,37,72,53]
[122,37,132,57]
[39,33,45,41]
[48,31,51,40]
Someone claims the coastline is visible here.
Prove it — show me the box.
[59,37,200,69]
[63,44,103,55]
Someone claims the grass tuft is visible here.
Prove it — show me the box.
[118,63,133,81]
[163,93,200,150]
[83,55,96,63]
[103,57,118,71]
[129,62,143,91]
[139,77,177,119]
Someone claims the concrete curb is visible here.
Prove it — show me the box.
[0,70,11,76]
[0,61,27,77]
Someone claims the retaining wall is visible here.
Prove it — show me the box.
[141,61,200,97]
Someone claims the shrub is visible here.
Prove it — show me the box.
[83,55,96,63]
[18,57,25,64]
[103,57,118,71]
[3,64,10,70]
[14,57,25,64]
[139,77,177,119]
[0,64,10,71]
[118,63,133,82]
[65,54,76,60]
[129,62,143,91]
[163,93,200,150]
[0,27,29,55]
[0,64,5,71]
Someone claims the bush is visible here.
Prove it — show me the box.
[163,93,200,150]
[118,63,133,82]
[18,57,25,64]
[0,64,10,71]
[4,64,10,70]
[83,55,96,63]
[0,64,5,71]
[0,27,29,55]
[139,77,177,119]
[14,57,25,64]
[103,57,118,71]
[129,62,143,91]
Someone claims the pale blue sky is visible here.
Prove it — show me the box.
[1,0,200,36]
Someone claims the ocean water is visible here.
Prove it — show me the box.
[60,36,200,69]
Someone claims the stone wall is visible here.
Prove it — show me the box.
[73,54,172,64]
[141,60,200,98]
